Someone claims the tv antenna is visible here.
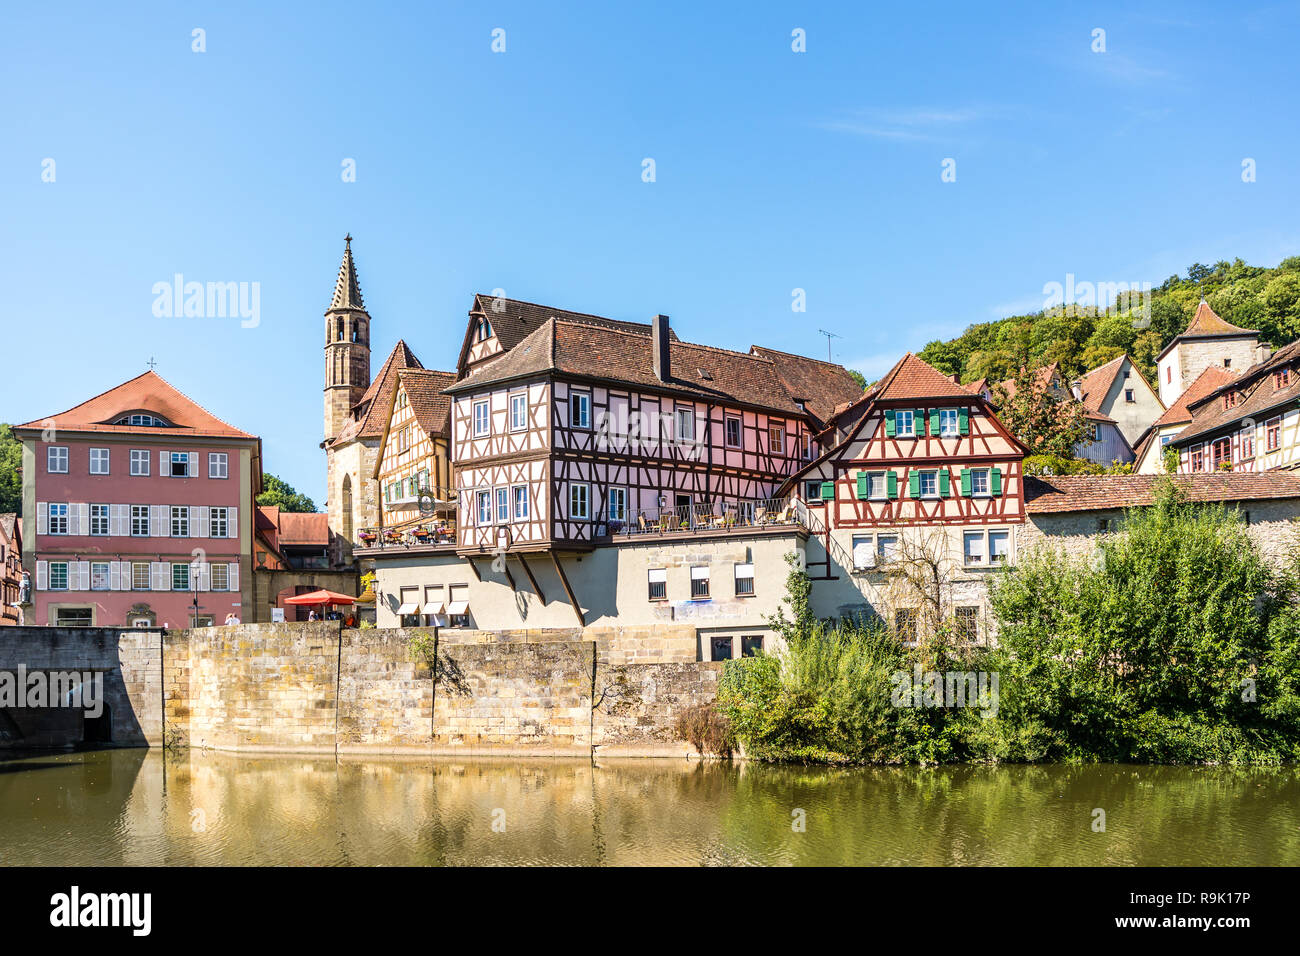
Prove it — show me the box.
[817,329,840,362]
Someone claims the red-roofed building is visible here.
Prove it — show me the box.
[1156,298,1269,407]
[995,362,1136,465]
[13,371,261,627]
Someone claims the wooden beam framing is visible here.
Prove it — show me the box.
[517,555,545,602]
[549,551,585,626]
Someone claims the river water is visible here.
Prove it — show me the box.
[2,749,1297,865]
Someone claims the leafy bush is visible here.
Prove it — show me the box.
[673,703,736,758]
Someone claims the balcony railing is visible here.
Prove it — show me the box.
[608,497,803,537]
[357,517,456,550]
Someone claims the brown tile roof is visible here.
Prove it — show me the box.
[964,377,988,396]
[1076,354,1129,413]
[875,353,980,402]
[460,294,679,370]
[995,362,1115,423]
[1173,339,1300,444]
[1153,366,1237,428]
[398,368,456,438]
[1024,472,1300,513]
[14,370,255,439]
[275,511,330,546]
[331,340,423,446]
[1157,299,1259,362]
[747,346,864,428]
[447,319,804,415]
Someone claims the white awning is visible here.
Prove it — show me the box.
[446,600,469,615]
[690,566,710,580]
[396,602,419,615]
[421,602,445,615]
[648,568,668,583]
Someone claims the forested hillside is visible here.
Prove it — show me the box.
[919,257,1300,388]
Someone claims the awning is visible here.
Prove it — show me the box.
[396,602,419,615]
[446,600,469,615]
[421,602,445,615]
[283,589,357,606]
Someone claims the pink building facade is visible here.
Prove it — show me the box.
[16,371,260,627]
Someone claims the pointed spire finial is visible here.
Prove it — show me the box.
[329,234,365,311]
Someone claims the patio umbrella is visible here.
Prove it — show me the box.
[282,589,357,606]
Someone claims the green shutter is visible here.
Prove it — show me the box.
[820,480,835,501]
[908,472,920,498]
[884,409,896,437]
[960,468,971,496]
[856,473,868,500]
[915,409,926,435]
[959,407,969,435]
[929,409,940,436]
[991,467,1003,496]
[939,469,950,497]
[887,471,898,499]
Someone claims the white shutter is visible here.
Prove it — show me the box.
[36,560,48,590]
[197,562,210,591]
[110,561,122,591]
[152,504,168,536]
[228,562,239,592]
[187,452,197,477]
[160,450,169,476]
[195,506,210,537]
[151,562,167,591]
[77,560,90,590]
[227,505,238,538]
[75,503,89,536]
[112,504,129,537]
[37,502,48,535]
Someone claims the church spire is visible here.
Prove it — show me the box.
[330,233,365,311]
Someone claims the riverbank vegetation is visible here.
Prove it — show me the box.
[713,485,1300,765]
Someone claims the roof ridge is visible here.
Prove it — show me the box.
[472,293,655,328]
[149,370,252,437]
[749,345,848,368]
[550,317,776,365]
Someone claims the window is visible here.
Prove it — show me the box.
[132,562,151,590]
[90,504,110,536]
[711,637,733,661]
[209,452,228,478]
[805,480,824,502]
[917,470,938,498]
[939,408,959,437]
[895,410,915,437]
[725,416,741,448]
[690,566,710,599]
[802,433,814,460]
[608,487,628,523]
[734,562,754,596]
[89,448,110,474]
[648,568,667,601]
[48,446,68,473]
[509,392,527,431]
[964,529,1011,566]
[172,563,190,591]
[1097,518,1112,533]
[130,449,150,476]
[49,561,69,590]
[512,485,530,520]
[768,423,785,454]
[131,505,150,536]
[399,587,421,627]
[1266,417,1281,452]
[210,506,228,538]
[569,483,590,519]
[1274,368,1292,389]
[954,606,979,643]
[852,535,875,570]
[1212,437,1231,469]
[55,608,93,627]
[396,391,407,410]
[1166,366,1172,383]
[1125,389,1135,403]
[472,400,490,437]
[171,506,189,537]
[1191,444,1206,471]
[1223,358,1231,368]
[1091,424,1102,442]
[495,487,509,523]
[969,468,990,497]
[211,563,229,591]
[1225,392,1238,409]
[475,318,492,342]
[447,585,471,627]
[990,530,1010,563]
[476,490,491,525]
[741,636,764,657]
[170,452,189,477]
[48,503,69,535]
[864,471,887,500]
[1241,427,1255,459]
[675,408,694,443]
[570,391,591,429]
[876,534,899,565]
[894,608,918,645]
[91,562,110,591]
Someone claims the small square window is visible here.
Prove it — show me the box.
[509,392,528,431]
[741,636,764,657]
[725,417,742,448]
[89,448,110,474]
[648,568,667,601]
[570,392,591,429]
[734,562,754,596]
[130,449,150,476]
[472,400,490,437]
[209,452,228,478]
[690,566,710,600]
[895,410,915,437]
[47,446,68,473]
[918,471,938,497]
[710,637,733,660]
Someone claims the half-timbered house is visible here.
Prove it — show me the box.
[369,368,457,539]
[785,353,1028,642]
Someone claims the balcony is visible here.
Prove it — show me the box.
[356,514,457,552]
[607,497,805,539]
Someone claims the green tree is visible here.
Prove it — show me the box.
[992,365,1091,458]
[0,424,22,515]
[256,473,317,512]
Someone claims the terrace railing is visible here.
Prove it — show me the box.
[610,497,804,537]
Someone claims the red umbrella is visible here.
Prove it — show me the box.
[282,589,356,606]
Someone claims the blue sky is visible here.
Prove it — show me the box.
[3,1,1298,507]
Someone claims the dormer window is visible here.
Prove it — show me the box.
[1274,368,1292,390]
[475,318,493,343]
[113,413,169,427]
[1225,392,1238,409]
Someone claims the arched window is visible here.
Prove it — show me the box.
[342,475,354,542]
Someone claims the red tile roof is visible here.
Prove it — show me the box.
[1153,366,1237,428]
[1024,472,1300,513]
[1156,299,1260,362]
[1076,354,1129,413]
[330,340,423,446]
[1173,339,1300,444]
[747,346,864,427]
[15,370,254,439]
[398,368,456,438]
[875,353,979,402]
[275,511,330,546]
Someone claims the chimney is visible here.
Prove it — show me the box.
[1070,379,1083,401]
[652,314,670,381]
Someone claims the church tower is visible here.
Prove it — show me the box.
[323,234,372,443]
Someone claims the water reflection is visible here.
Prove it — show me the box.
[0,750,1297,866]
